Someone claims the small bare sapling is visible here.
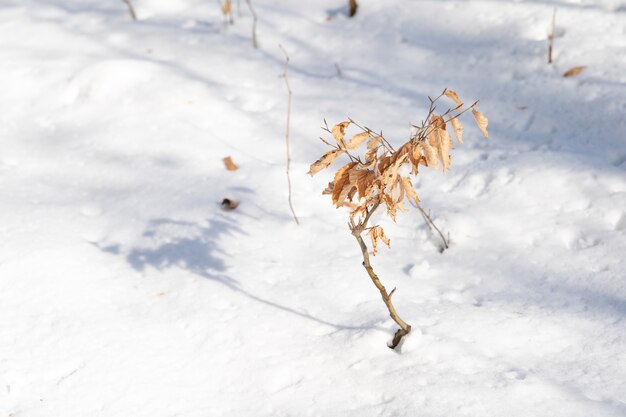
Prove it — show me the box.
[309,89,488,349]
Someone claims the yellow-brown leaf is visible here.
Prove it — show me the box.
[430,127,454,172]
[349,169,375,200]
[449,116,464,145]
[331,121,351,148]
[308,149,344,176]
[367,225,390,255]
[444,89,463,108]
[331,162,357,205]
[563,66,586,77]
[420,140,440,170]
[472,109,489,138]
[346,132,370,150]
[381,153,408,187]
[222,0,231,15]
[401,177,420,203]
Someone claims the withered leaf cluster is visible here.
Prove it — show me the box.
[309,89,488,253]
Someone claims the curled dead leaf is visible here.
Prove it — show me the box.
[429,127,454,172]
[308,149,344,176]
[420,140,440,170]
[331,121,351,148]
[367,225,390,255]
[472,109,489,138]
[449,116,464,145]
[332,162,358,206]
[401,177,419,203]
[444,89,463,108]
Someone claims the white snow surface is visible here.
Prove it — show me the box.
[1,0,626,416]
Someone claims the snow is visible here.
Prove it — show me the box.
[1,0,625,415]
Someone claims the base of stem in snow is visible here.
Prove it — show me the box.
[388,327,411,349]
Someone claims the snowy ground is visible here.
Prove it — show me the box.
[1,0,626,416]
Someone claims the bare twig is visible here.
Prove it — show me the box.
[548,8,556,64]
[245,0,258,49]
[413,202,449,251]
[280,45,299,225]
[349,202,411,349]
[122,0,137,20]
[334,62,342,77]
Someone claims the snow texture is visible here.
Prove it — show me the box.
[1,0,625,416]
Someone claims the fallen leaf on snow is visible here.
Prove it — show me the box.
[563,66,586,77]
[223,156,239,171]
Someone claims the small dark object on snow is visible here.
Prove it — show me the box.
[221,198,239,210]
[348,0,358,17]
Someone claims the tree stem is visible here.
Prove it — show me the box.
[350,207,411,349]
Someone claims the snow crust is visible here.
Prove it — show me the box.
[1,0,625,415]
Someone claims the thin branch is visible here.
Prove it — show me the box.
[279,45,299,225]
[321,122,362,163]
[245,0,258,49]
[348,118,395,153]
[122,0,137,21]
[548,8,557,64]
[334,62,342,77]
[413,201,449,251]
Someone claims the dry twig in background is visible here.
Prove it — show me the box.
[245,0,259,49]
[280,45,300,225]
[122,0,137,21]
[548,8,556,64]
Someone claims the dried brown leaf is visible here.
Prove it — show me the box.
[430,115,447,131]
[349,169,375,200]
[322,181,334,195]
[346,132,371,150]
[222,0,231,15]
[444,89,463,108]
[222,156,239,171]
[381,153,408,188]
[367,225,390,255]
[420,140,440,170]
[401,177,420,203]
[308,149,344,176]
[472,109,489,138]
[331,121,351,148]
[332,162,357,205]
[563,66,586,77]
[430,127,454,172]
[449,116,464,145]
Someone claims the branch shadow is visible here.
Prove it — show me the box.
[99,215,385,333]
